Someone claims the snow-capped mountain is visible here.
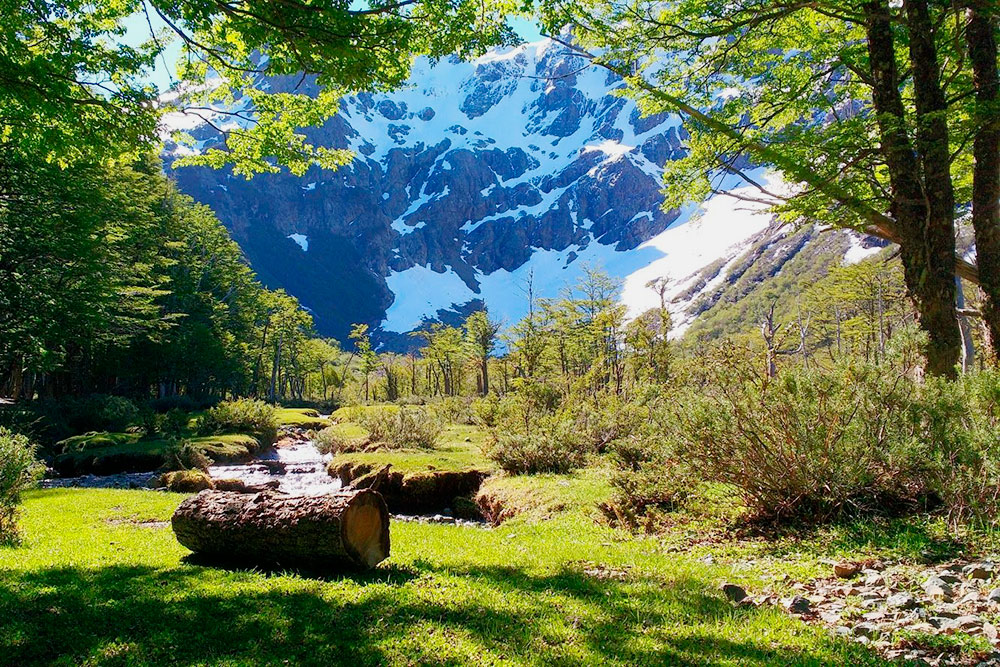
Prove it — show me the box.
[166,39,879,347]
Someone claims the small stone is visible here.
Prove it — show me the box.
[721,583,748,603]
[987,588,1000,604]
[959,592,982,605]
[965,564,993,580]
[887,592,919,610]
[930,616,961,633]
[784,595,811,614]
[938,572,962,585]
[864,573,885,587]
[984,622,999,642]
[863,610,887,621]
[820,611,841,624]
[924,581,954,601]
[834,562,861,579]
[956,614,983,630]
[852,622,879,639]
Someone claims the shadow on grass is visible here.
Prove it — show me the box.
[0,559,884,666]
[181,552,421,584]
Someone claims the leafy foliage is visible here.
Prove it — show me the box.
[198,399,277,444]
[358,406,442,449]
[0,427,41,543]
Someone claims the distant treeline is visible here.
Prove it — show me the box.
[0,150,316,403]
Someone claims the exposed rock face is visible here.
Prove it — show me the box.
[165,40,686,346]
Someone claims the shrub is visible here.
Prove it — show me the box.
[34,394,142,438]
[199,399,278,444]
[149,395,203,413]
[919,371,1000,528]
[314,424,367,455]
[162,441,211,472]
[428,396,475,425]
[0,428,42,544]
[360,406,442,449]
[485,416,592,474]
[161,408,190,436]
[658,350,940,524]
[604,434,693,528]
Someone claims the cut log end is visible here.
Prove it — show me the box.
[172,488,390,570]
[341,492,390,568]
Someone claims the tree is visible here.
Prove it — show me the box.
[538,0,996,376]
[349,323,378,402]
[1,0,516,172]
[464,309,502,395]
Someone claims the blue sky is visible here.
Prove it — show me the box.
[122,11,543,92]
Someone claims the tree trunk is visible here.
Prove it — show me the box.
[864,0,960,377]
[172,489,390,570]
[967,1,1000,361]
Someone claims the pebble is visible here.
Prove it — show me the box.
[852,622,879,639]
[721,583,748,603]
[765,556,1000,665]
[887,592,919,610]
[783,596,811,614]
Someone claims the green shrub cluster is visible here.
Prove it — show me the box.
[480,381,598,474]
[611,346,1000,527]
[359,406,442,449]
[314,424,367,455]
[198,399,278,444]
[0,428,42,543]
[34,394,142,439]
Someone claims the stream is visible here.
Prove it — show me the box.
[40,430,487,526]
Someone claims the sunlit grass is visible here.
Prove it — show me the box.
[0,488,885,666]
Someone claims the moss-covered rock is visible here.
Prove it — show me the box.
[159,470,214,493]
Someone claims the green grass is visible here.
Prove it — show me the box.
[0,488,886,666]
[54,433,262,473]
[275,408,330,430]
[477,467,613,522]
[330,425,492,475]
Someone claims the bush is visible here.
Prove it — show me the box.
[485,417,592,474]
[655,350,941,524]
[161,408,190,436]
[360,406,442,449]
[34,394,142,438]
[0,428,42,544]
[199,399,278,444]
[162,440,211,472]
[428,396,475,425]
[314,424,367,455]
[148,395,204,413]
[604,434,693,528]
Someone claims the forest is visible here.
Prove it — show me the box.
[2,0,1000,665]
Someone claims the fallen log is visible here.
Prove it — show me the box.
[172,489,390,570]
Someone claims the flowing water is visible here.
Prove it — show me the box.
[209,439,342,496]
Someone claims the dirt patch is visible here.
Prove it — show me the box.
[330,461,488,514]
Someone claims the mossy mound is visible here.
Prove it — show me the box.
[52,433,263,476]
[159,470,214,493]
[330,459,488,514]
[275,408,330,430]
[475,470,613,525]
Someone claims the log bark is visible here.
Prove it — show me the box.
[172,489,390,570]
